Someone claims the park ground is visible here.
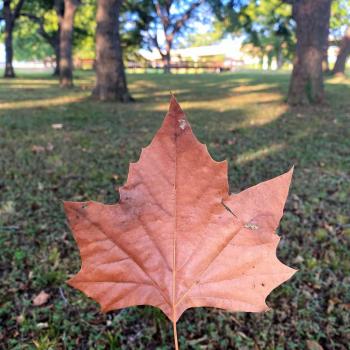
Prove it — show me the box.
[0,71,349,349]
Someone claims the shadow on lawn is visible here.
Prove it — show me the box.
[1,72,348,196]
[1,72,349,205]
[0,72,283,105]
[0,73,349,349]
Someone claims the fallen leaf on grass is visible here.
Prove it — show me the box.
[36,322,49,329]
[306,340,324,350]
[340,303,350,310]
[52,123,63,129]
[31,143,54,153]
[16,314,25,324]
[31,145,46,153]
[33,291,50,306]
[111,174,119,181]
[65,96,297,348]
[46,142,54,152]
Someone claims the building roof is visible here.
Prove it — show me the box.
[139,38,244,62]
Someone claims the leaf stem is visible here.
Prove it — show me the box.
[173,318,179,350]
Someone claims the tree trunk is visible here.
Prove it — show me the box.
[4,21,15,78]
[162,53,171,73]
[322,17,330,73]
[2,0,25,78]
[287,0,331,105]
[267,52,273,70]
[276,47,283,70]
[59,0,79,87]
[322,45,330,73]
[92,0,133,102]
[163,40,172,73]
[3,0,15,78]
[332,27,350,75]
[54,0,64,77]
[53,36,61,76]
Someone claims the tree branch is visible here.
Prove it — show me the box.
[20,12,58,47]
[2,0,11,23]
[153,0,170,30]
[13,0,26,19]
[149,32,166,57]
[172,0,204,36]
[20,12,40,21]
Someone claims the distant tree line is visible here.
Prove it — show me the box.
[0,0,349,105]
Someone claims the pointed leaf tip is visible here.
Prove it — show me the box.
[281,166,294,189]
[168,95,186,121]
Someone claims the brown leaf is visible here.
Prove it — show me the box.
[65,97,296,343]
[46,142,54,152]
[31,143,54,153]
[306,340,324,350]
[36,322,49,329]
[52,123,63,129]
[33,291,50,306]
[31,145,46,153]
[111,174,119,181]
[16,314,25,324]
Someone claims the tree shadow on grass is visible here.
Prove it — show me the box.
[0,72,349,349]
[175,82,350,349]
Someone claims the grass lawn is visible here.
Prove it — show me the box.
[0,71,349,349]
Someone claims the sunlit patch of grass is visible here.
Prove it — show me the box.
[132,88,191,101]
[148,88,287,130]
[232,83,279,93]
[130,79,159,90]
[3,82,58,89]
[151,91,283,112]
[0,70,349,349]
[326,74,350,85]
[236,143,286,165]
[0,95,87,110]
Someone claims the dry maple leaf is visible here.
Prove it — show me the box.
[33,291,50,306]
[65,96,297,349]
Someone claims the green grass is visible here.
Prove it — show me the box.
[0,70,349,349]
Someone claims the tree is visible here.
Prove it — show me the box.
[143,0,205,73]
[19,0,62,76]
[332,26,350,75]
[118,1,152,63]
[11,17,53,62]
[73,0,96,62]
[183,20,225,47]
[59,0,81,87]
[17,0,96,76]
[241,0,295,70]
[209,0,290,68]
[1,0,26,78]
[325,0,350,73]
[283,0,332,105]
[92,0,133,102]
